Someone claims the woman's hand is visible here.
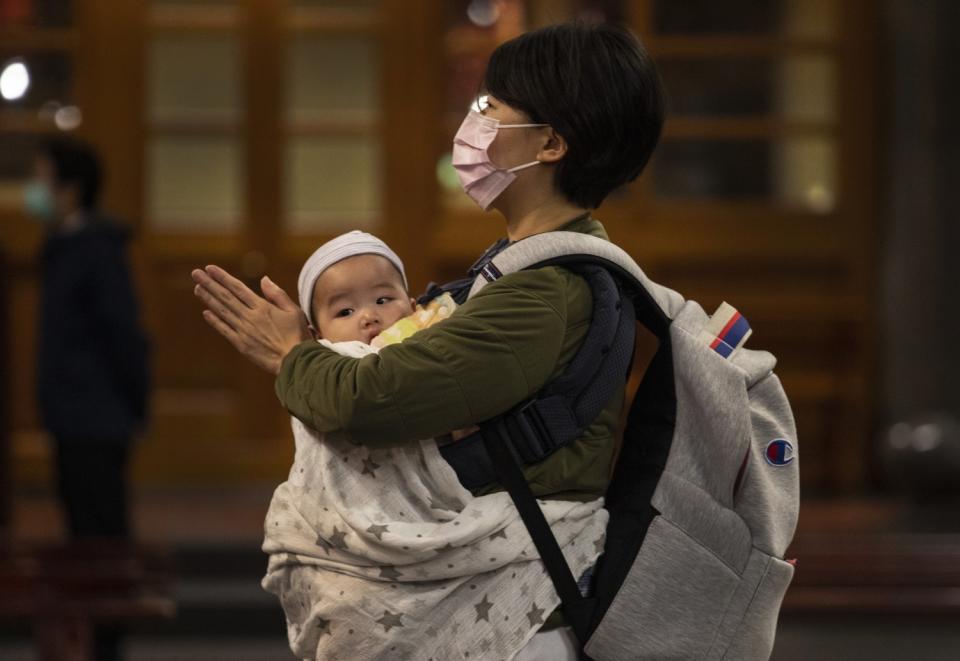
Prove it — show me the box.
[191,265,310,375]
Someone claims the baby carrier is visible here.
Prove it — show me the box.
[426,232,800,660]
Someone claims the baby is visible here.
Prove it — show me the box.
[261,230,606,661]
[297,230,415,345]
[297,230,456,348]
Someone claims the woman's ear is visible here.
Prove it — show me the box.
[537,127,568,164]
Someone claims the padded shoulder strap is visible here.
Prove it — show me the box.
[466,232,686,333]
[439,265,635,490]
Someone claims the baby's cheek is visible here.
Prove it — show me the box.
[319,318,353,344]
[386,305,410,327]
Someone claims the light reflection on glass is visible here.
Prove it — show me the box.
[54,105,82,131]
[466,0,500,27]
[0,60,30,101]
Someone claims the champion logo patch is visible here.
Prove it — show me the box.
[765,439,795,466]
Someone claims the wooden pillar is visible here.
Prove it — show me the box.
[0,247,9,539]
[881,0,956,421]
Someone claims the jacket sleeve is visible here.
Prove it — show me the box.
[90,240,151,427]
[274,269,573,447]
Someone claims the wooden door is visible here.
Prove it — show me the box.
[0,0,441,486]
[2,0,879,495]
[130,0,444,483]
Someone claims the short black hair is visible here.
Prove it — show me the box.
[38,136,103,210]
[483,21,664,209]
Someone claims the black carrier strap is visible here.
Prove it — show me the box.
[479,418,596,646]
[440,266,636,489]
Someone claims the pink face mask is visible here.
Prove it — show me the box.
[451,110,548,210]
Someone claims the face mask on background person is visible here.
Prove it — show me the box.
[23,180,57,223]
[451,110,548,210]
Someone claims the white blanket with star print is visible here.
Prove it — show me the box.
[261,339,608,661]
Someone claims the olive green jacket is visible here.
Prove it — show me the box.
[276,214,624,503]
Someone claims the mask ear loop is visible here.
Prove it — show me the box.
[498,122,550,173]
[507,160,541,173]
[498,122,549,129]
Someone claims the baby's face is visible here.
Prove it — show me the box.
[311,254,414,344]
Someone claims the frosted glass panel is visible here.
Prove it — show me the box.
[659,55,835,121]
[782,0,838,39]
[285,136,380,232]
[654,137,836,212]
[286,35,378,124]
[148,35,240,123]
[148,136,243,230]
[655,0,837,38]
[774,136,836,212]
[149,1,241,27]
[775,55,835,122]
[655,140,772,199]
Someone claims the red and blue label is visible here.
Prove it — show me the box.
[765,439,795,466]
[710,311,752,358]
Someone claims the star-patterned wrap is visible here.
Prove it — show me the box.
[261,338,608,660]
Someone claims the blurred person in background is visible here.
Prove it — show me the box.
[25,136,150,661]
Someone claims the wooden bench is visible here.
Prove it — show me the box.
[784,533,960,615]
[0,541,176,661]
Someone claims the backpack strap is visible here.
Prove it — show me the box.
[466,232,684,326]
[438,265,636,489]
[475,274,675,653]
[442,235,681,652]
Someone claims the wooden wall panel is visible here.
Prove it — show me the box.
[2,0,881,495]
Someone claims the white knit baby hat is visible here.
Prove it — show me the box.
[297,230,408,327]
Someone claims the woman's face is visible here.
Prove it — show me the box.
[479,94,548,171]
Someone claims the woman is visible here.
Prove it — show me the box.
[193,21,664,660]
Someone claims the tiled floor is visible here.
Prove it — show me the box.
[5,490,960,660]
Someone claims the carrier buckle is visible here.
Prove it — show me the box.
[503,401,554,465]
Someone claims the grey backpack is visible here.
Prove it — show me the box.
[434,232,800,660]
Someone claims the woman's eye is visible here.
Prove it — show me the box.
[335,308,352,318]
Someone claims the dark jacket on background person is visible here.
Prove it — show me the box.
[37,214,150,442]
